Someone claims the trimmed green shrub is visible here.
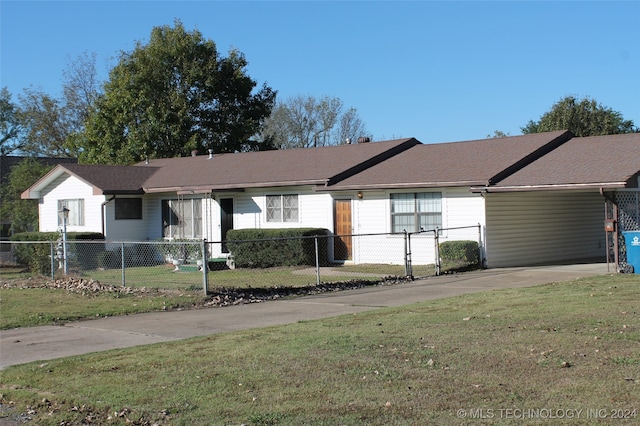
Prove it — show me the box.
[10,232,59,275]
[11,232,105,274]
[226,228,329,268]
[439,240,479,265]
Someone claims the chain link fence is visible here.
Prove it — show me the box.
[1,225,482,294]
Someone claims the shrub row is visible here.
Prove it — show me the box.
[439,240,479,264]
[10,232,105,274]
[226,228,330,269]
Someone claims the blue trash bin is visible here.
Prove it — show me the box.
[622,231,640,274]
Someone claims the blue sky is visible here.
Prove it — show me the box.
[2,1,639,144]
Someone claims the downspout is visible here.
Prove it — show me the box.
[599,187,616,204]
[102,195,116,237]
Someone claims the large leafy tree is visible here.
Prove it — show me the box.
[16,52,100,158]
[18,88,71,157]
[260,94,368,149]
[0,158,53,234]
[80,21,276,164]
[0,87,25,156]
[522,96,638,137]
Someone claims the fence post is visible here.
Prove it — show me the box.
[404,230,413,278]
[202,239,209,295]
[121,242,126,287]
[314,236,321,286]
[434,228,441,276]
[50,241,55,280]
[477,223,484,268]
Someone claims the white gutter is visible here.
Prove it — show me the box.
[470,182,628,193]
[101,195,116,236]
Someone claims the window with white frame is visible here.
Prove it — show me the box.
[390,192,442,233]
[266,194,299,223]
[57,199,84,226]
[162,199,202,239]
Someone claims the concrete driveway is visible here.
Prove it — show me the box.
[0,263,611,369]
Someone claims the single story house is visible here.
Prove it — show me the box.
[21,131,640,268]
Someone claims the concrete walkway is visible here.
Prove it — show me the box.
[0,263,611,369]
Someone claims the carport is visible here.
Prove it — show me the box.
[472,133,640,270]
[482,190,606,268]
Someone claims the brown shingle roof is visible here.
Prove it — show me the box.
[62,164,161,194]
[136,138,419,192]
[22,164,160,198]
[23,131,638,198]
[483,133,640,191]
[324,131,572,190]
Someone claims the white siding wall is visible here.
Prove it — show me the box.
[353,191,387,234]
[39,175,105,234]
[144,194,165,241]
[234,188,334,230]
[444,188,486,239]
[232,192,260,230]
[351,191,402,264]
[350,188,485,265]
[41,182,484,265]
[485,191,606,268]
[102,196,149,241]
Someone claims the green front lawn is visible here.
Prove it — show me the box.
[1,274,638,425]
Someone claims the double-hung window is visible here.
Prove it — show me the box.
[58,199,84,226]
[162,199,202,239]
[266,194,299,223]
[390,192,442,233]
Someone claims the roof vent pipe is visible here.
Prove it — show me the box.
[191,150,198,157]
[357,137,371,143]
[208,149,213,159]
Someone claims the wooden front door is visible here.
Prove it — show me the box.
[334,199,352,260]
